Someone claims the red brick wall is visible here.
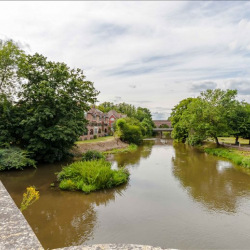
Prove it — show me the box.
[153,120,172,128]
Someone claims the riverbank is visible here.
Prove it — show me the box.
[200,142,250,169]
[71,137,129,156]
[204,147,250,169]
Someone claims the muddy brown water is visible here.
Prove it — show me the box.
[1,140,250,249]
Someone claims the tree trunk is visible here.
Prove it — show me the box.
[235,136,239,145]
[215,137,220,146]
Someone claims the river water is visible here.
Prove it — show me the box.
[1,139,250,249]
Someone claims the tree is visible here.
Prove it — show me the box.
[170,89,238,146]
[0,39,25,99]
[141,118,153,136]
[170,98,195,143]
[197,89,237,145]
[228,101,250,145]
[98,102,117,113]
[16,53,99,162]
[116,118,143,145]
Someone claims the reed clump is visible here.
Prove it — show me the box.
[57,159,129,193]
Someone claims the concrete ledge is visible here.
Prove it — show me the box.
[0,181,43,250]
[57,244,172,250]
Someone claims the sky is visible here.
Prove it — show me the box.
[1,1,250,119]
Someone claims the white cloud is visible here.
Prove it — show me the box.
[1,1,250,116]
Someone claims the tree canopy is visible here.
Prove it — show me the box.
[0,39,99,163]
[170,89,243,146]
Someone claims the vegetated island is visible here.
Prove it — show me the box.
[57,150,129,193]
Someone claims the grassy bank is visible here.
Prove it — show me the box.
[57,159,129,193]
[204,147,250,168]
[206,137,250,145]
[103,144,138,155]
[76,136,114,144]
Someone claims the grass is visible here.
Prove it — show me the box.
[57,159,129,193]
[76,136,114,144]
[204,147,250,169]
[206,137,250,145]
[103,144,138,155]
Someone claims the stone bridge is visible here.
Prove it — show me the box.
[153,128,173,138]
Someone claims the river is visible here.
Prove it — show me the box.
[1,139,250,249]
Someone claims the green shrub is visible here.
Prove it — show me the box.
[82,150,105,161]
[93,135,97,139]
[116,118,143,145]
[0,147,36,171]
[57,159,129,193]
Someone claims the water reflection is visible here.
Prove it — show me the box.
[172,143,250,213]
[0,162,128,250]
[113,140,154,167]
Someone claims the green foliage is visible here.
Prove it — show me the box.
[141,118,153,136]
[228,101,250,144]
[159,124,169,128]
[98,102,154,134]
[0,39,99,165]
[0,94,21,146]
[186,134,205,146]
[170,89,238,146]
[0,39,25,99]
[170,98,195,143]
[93,135,97,139]
[57,160,129,193]
[17,53,99,162]
[103,144,138,154]
[116,118,143,144]
[82,150,105,161]
[0,147,36,170]
[204,148,250,168]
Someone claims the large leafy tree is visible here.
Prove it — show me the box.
[170,89,238,146]
[16,53,99,162]
[196,89,237,145]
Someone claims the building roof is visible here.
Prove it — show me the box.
[107,110,127,118]
[88,107,107,116]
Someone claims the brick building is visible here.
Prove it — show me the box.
[107,110,127,131]
[80,107,126,140]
